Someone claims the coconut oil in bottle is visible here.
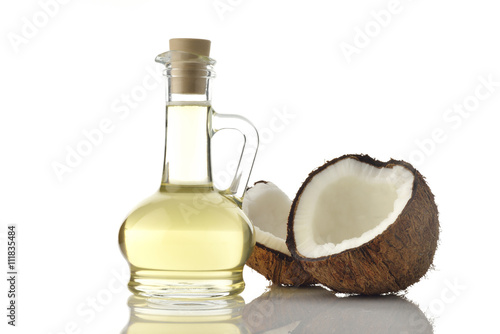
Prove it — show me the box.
[119,39,258,298]
[119,183,255,298]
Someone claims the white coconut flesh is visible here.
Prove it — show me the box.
[293,158,414,258]
[243,182,292,256]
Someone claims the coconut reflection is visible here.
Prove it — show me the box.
[120,295,250,334]
[120,286,433,334]
[244,286,433,334]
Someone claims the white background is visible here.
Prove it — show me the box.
[1,0,500,333]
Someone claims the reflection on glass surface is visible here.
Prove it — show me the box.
[121,286,433,334]
[121,295,250,333]
[243,286,433,334]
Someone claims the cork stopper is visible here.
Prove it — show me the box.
[169,38,211,57]
[168,38,212,95]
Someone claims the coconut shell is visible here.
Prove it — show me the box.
[244,181,315,286]
[287,154,439,295]
[246,242,315,286]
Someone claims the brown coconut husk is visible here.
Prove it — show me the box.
[287,154,439,295]
[246,242,315,286]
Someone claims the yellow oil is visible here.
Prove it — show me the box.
[119,186,255,298]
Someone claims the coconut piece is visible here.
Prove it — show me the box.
[243,182,314,286]
[287,154,439,295]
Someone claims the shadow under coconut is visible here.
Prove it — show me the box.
[243,286,433,334]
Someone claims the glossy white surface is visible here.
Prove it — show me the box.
[1,0,499,333]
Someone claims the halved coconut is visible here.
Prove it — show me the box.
[243,181,314,286]
[287,154,439,295]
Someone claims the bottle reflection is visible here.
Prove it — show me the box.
[121,295,250,334]
[121,286,433,334]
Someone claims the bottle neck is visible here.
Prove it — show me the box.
[161,75,214,189]
[165,62,214,104]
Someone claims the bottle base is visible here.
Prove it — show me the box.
[128,269,245,299]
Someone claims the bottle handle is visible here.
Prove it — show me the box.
[211,111,259,204]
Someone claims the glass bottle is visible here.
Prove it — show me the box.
[119,38,258,298]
